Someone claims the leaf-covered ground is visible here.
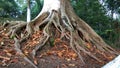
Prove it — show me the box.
[0,24,118,68]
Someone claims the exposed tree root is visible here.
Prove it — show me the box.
[4,0,120,68]
[14,37,38,68]
[5,9,119,68]
[7,22,26,37]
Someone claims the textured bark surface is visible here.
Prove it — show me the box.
[2,0,119,68]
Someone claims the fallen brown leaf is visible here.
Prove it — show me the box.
[68,64,75,67]
[0,56,10,60]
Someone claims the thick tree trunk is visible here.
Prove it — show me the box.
[6,0,119,68]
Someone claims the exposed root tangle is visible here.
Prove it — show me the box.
[14,37,38,68]
[4,0,119,68]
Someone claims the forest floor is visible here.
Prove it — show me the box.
[0,24,119,68]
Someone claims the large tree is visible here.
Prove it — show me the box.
[4,0,119,68]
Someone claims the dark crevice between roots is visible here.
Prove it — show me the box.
[38,22,48,31]
[16,25,26,36]
[77,30,84,40]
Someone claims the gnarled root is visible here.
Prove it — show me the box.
[14,37,38,68]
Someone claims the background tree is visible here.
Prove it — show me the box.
[27,0,31,22]
[15,0,43,20]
